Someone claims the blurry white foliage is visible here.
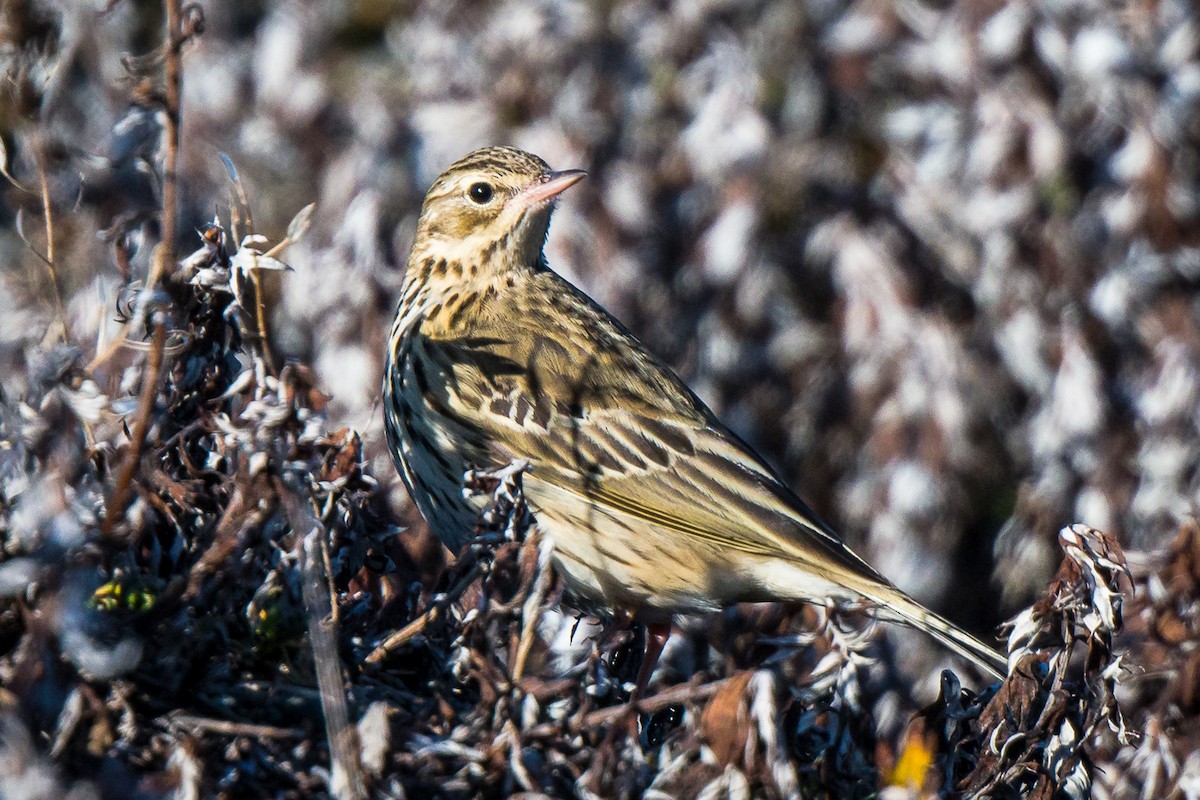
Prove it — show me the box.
[0,559,38,599]
[1138,340,1200,426]
[58,381,108,425]
[331,190,388,274]
[0,716,84,800]
[766,320,826,371]
[700,194,758,284]
[962,185,1035,236]
[1160,18,1199,67]
[1112,126,1157,185]
[316,346,374,415]
[887,460,943,522]
[356,702,391,777]
[679,40,769,181]
[1131,440,1197,522]
[1072,27,1132,79]
[182,44,245,125]
[540,603,601,677]
[779,62,825,138]
[0,275,47,352]
[1074,485,1115,535]
[820,218,910,357]
[387,10,485,98]
[981,3,1031,63]
[869,511,948,604]
[969,93,1021,181]
[411,101,497,186]
[1031,325,1104,463]
[911,323,972,454]
[1128,719,1181,799]
[550,65,609,140]
[1088,256,1153,330]
[1179,750,1200,800]
[1028,112,1068,180]
[254,8,328,125]
[68,277,123,358]
[997,307,1053,396]
[1101,188,1145,236]
[1167,63,1200,118]
[9,475,81,553]
[927,22,973,87]
[699,312,746,378]
[491,0,550,49]
[1033,24,1071,75]
[602,160,654,233]
[826,7,888,54]
[733,262,780,326]
[883,104,937,147]
[910,105,966,183]
[60,626,143,682]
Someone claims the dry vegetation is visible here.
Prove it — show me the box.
[1,1,1199,798]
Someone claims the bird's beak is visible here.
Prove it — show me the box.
[514,169,586,209]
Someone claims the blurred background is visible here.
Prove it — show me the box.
[3,0,1199,640]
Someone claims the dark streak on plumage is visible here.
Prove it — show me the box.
[490,396,513,418]
[514,395,533,425]
[410,349,430,396]
[597,429,646,471]
[631,432,671,467]
[446,291,480,329]
[530,396,553,429]
[647,420,695,456]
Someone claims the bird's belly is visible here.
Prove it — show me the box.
[523,477,754,620]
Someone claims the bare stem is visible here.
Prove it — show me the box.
[364,562,483,664]
[279,482,368,800]
[101,302,167,540]
[35,139,66,342]
[153,0,182,283]
[249,253,277,374]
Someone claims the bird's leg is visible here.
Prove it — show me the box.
[588,620,673,793]
[605,621,671,743]
[632,622,671,704]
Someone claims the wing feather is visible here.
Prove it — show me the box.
[417,272,885,587]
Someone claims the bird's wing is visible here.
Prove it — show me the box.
[515,401,883,583]
[417,278,884,586]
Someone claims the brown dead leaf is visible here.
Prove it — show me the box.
[700,669,754,766]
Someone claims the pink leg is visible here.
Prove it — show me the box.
[633,622,671,701]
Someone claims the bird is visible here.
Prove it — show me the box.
[382,146,1007,692]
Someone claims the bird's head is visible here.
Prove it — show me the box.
[411,146,585,275]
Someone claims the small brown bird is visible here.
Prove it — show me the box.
[384,146,1006,685]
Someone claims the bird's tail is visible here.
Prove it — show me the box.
[863,587,1008,680]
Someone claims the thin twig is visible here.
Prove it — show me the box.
[152,0,182,285]
[101,304,167,540]
[168,715,303,739]
[279,479,368,800]
[88,0,184,371]
[512,536,553,683]
[319,521,339,624]
[364,562,483,664]
[579,676,732,730]
[34,139,66,342]
[249,250,277,375]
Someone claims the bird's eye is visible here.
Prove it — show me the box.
[468,182,494,204]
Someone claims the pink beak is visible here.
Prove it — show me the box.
[513,169,586,208]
